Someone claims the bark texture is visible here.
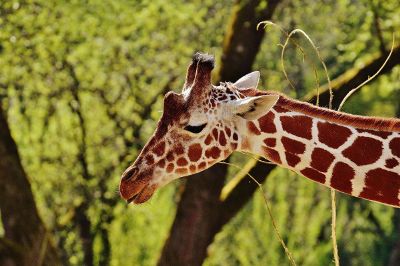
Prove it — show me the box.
[0,105,61,266]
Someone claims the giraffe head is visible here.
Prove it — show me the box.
[119,53,279,204]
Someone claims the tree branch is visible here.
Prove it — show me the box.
[307,45,400,109]
[0,238,25,265]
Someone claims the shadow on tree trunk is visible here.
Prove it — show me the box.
[0,103,61,266]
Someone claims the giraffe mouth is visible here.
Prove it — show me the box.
[119,166,158,204]
[120,176,158,204]
[127,194,138,203]
[126,184,157,204]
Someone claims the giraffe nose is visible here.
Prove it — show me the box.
[121,166,139,182]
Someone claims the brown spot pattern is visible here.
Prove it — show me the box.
[357,129,392,139]
[310,148,335,173]
[166,163,174,173]
[281,137,306,154]
[262,147,281,164]
[225,127,231,138]
[258,112,276,133]
[233,133,238,141]
[188,143,202,162]
[281,115,312,139]
[205,147,221,159]
[263,138,276,147]
[231,142,238,150]
[247,121,261,135]
[212,128,219,140]
[177,157,188,166]
[175,144,185,155]
[360,168,400,206]
[153,141,165,156]
[219,132,227,146]
[198,162,206,169]
[274,106,289,113]
[390,138,400,158]
[176,168,188,175]
[145,155,154,165]
[301,167,325,183]
[271,93,400,132]
[385,158,399,169]
[285,152,301,167]
[158,159,165,168]
[205,134,213,145]
[317,122,352,149]
[342,136,382,165]
[166,152,174,162]
[330,162,354,194]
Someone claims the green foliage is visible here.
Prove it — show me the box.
[0,0,234,264]
[1,0,400,265]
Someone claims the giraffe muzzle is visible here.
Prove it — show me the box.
[119,166,156,204]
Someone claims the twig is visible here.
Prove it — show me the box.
[219,161,297,266]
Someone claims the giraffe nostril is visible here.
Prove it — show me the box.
[122,166,139,182]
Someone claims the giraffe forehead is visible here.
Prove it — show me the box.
[166,87,228,117]
[212,84,243,101]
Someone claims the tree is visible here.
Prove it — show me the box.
[0,104,61,266]
[1,0,399,265]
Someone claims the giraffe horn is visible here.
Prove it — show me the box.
[182,55,198,91]
[189,52,214,97]
[163,91,185,117]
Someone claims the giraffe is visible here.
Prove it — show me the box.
[120,52,400,207]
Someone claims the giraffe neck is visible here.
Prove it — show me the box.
[238,92,400,207]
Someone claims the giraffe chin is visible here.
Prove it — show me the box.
[127,184,157,204]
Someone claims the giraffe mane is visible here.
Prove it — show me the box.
[240,88,400,132]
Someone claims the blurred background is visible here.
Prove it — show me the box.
[1,0,400,265]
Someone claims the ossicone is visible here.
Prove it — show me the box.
[185,52,214,100]
[184,52,215,91]
[163,91,185,116]
[192,52,215,70]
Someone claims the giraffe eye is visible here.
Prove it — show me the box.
[184,123,207,134]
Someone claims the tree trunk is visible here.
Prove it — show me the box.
[0,105,61,266]
[158,1,281,266]
[67,60,95,266]
[388,212,400,265]
[74,203,94,266]
[98,224,111,266]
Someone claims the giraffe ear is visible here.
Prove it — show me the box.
[233,71,260,89]
[234,95,279,120]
